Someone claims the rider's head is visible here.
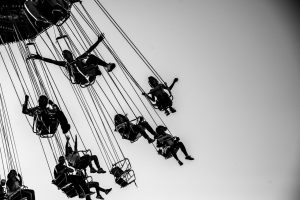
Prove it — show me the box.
[62,50,74,61]
[7,169,17,179]
[156,125,168,135]
[114,114,128,125]
[38,95,48,108]
[148,76,159,88]
[58,156,65,164]
[0,179,6,186]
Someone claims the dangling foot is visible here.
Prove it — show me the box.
[164,110,170,116]
[97,168,106,174]
[169,107,176,113]
[63,124,71,134]
[88,76,96,82]
[105,63,116,72]
[90,167,97,173]
[96,195,104,199]
[178,160,183,166]
[105,188,112,195]
[96,69,102,76]
[185,155,194,160]
[148,138,155,144]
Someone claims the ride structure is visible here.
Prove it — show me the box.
[0,0,182,199]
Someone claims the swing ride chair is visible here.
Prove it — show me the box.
[72,149,93,170]
[150,89,174,111]
[7,186,29,200]
[24,0,73,27]
[52,174,81,198]
[32,112,59,138]
[56,35,96,88]
[115,117,144,143]
[110,158,136,188]
[157,135,179,159]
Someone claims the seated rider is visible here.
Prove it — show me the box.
[53,156,94,198]
[155,126,194,166]
[114,114,157,143]
[24,0,80,26]
[22,95,70,136]
[76,170,112,200]
[143,76,178,116]
[0,179,7,200]
[6,170,35,200]
[27,34,115,85]
[65,135,106,174]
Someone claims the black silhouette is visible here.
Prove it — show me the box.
[27,34,115,86]
[6,170,35,200]
[114,114,157,143]
[65,135,106,174]
[53,156,94,198]
[143,77,178,116]
[156,126,194,166]
[22,95,70,137]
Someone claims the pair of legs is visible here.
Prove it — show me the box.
[67,175,92,196]
[86,182,111,200]
[75,54,115,84]
[9,189,35,200]
[131,124,155,143]
[138,120,158,138]
[85,54,115,73]
[75,155,106,174]
[156,93,176,115]
[169,142,194,166]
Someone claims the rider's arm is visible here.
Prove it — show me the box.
[74,135,78,152]
[168,78,178,91]
[22,95,29,114]
[78,34,104,59]
[28,54,66,66]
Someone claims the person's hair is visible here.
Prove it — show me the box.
[58,156,65,164]
[148,76,159,88]
[7,169,17,179]
[156,125,167,135]
[0,179,6,186]
[62,50,72,56]
[114,114,128,125]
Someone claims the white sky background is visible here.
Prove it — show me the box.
[1,0,300,200]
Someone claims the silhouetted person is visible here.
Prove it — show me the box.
[143,76,178,115]
[53,156,93,198]
[6,170,35,200]
[114,114,156,143]
[65,135,106,174]
[76,170,112,200]
[22,95,70,136]
[156,126,194,166]
[27,34,115,85]
[0,179,6,200]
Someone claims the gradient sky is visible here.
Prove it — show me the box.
[1,0,300,200]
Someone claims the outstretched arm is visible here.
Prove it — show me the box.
[22,95,29,114]
[27,54,66,66]
[74,135,78,152]
[168,78,178,91]
[78,34,104,59]
[65,136,72,156]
